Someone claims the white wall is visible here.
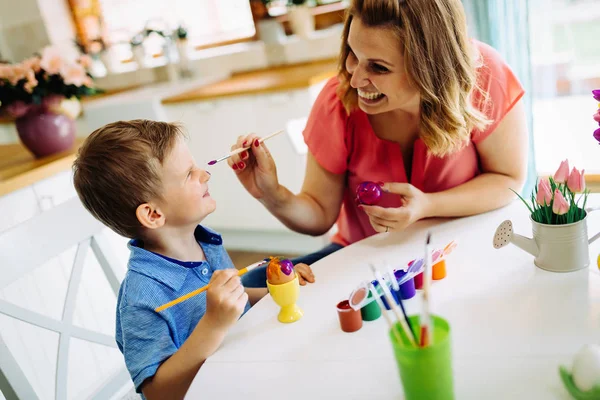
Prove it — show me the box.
[0,0,48,62]
[0,0,79,62]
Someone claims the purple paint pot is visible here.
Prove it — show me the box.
[394,270,416,300]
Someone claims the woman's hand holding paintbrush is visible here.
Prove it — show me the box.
[208,130,282,166]
[220,131,283,201]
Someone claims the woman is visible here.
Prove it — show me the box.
[233,0,528,286]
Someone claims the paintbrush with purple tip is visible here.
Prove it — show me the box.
[207,130,284,166]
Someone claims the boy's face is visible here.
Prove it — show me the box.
[158,137,215,226]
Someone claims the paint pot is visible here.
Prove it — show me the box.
[414,272,424,290]
[371,280,392,310]
[394,270,416,300]
[337,300,362,333]
[372,280,399,310]
[348,284,369,310]
[360,290,381,321]
[432,259,447,280]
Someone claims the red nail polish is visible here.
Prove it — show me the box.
[233,164,238,170]
[241,151,248,159]
[238,162,245,169]
[377,181,384,187]
[243,140,247,147]
[254,139,260,147]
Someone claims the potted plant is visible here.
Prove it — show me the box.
[174,24,191,75]
[130,32,146,67]
[73,38,105,78]
[0,46,102,158]
[176,25,188,42]
[493,160,596,272]
[286,0,315,39]
[251,0,286,44]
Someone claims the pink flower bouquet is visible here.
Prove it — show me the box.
[594,89,600,143]
[514,160,590,225]
[0,46,101,119]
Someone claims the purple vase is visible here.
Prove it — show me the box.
[16,110,75,158]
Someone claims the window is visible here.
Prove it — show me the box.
[528,0,600,175]
[69,0,255,61]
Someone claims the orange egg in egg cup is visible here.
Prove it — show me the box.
[266,257,303,323]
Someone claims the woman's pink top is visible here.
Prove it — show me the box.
[302,40,525,246]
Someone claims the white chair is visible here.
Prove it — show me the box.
[0,197,132,400]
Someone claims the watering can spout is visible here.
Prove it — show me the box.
[510,233,539,257]
[493,220,539,257]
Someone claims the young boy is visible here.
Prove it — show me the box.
[72,120,315,400]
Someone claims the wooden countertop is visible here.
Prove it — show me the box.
[161,58,339,104]
[0,138,84,197]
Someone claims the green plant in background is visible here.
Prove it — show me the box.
[130,32,145,48]
[176,25,188,40]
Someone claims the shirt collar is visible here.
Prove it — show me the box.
[194,225,222,245]
[126,225,222,291]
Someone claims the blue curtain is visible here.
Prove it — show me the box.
[463,0,537,196]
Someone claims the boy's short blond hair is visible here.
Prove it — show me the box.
[73,119,185,238]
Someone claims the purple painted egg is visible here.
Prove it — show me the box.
[355,181,382,205]
[279,259,294,276]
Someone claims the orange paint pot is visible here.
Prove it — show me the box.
[432,260,446,280]
[336,300,362,333]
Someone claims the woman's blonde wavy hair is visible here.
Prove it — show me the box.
[338,0,492,156]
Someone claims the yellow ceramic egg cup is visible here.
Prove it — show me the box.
[267,274,303,323]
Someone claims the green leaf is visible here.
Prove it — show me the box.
[511,188,534,215]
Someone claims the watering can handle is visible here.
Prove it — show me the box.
[585,207,600,244]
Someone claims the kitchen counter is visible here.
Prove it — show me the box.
[161,58,338,104]
[0,138,84,196]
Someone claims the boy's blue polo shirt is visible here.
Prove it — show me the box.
[115,225,250,395]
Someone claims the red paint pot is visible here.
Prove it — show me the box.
[336,300,362,333]
[414,272,424,290]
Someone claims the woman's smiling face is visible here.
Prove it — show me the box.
[345,17,420,115]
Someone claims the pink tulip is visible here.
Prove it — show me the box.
[77,54,93,69]
[0,64,11,79]
[594,109,600,124]
[7,65,28,85]
[60,63,87,87]
[40,46,64,75]
[567,167,585,193]
[553,159,570,184]
[552,189,569,215]
[23,69,37,93]
[21,56,41,73]
[536,178,552,206]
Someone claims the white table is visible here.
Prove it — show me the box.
[186,198,600,400]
